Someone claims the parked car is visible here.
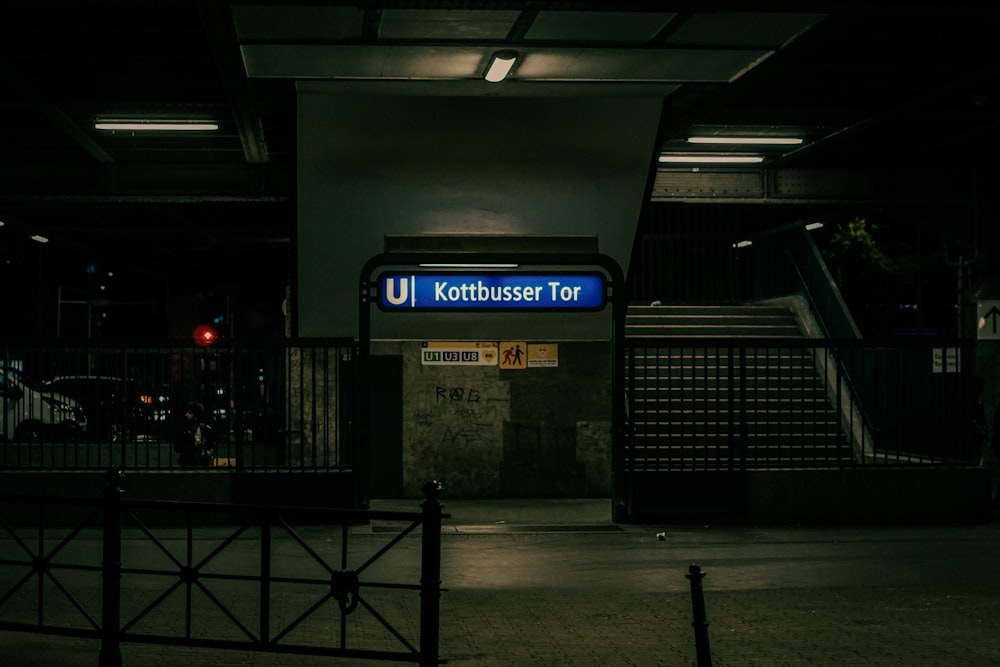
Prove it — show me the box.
[41,375,168,443]
[0,367,87,443]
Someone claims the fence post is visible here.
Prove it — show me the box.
[686,563,712,667]
[419,480,444,667]
[99,469,124,667]
[259,509,272,647]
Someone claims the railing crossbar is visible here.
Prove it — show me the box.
[356,592,420,655]
[194,578,259,642]
[43,568,102,630]
[0,568,34,607]
[192,521,252,572]
[0,515,39,561]
[41,505,104,562]
[119,579,183,634]
[355,519,422,576]
[275,515,339,576]
[268,590,334,645]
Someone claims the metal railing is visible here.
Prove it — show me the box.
[625,338,980,471]
[752,224,861,340]
[1,338,356,472]
[0,469,447,666]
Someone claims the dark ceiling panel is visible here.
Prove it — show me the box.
[525,11,677,42]
[379,8,520,40]
[231,4,366,41]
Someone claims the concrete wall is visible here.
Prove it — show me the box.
[374,340,612,499]
[296,83,662,338]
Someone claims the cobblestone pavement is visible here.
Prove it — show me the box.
[2,499,1000,666]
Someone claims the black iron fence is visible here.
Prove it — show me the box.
[1,338,357,472]
[0,469,447,666]
[625,337,981,471]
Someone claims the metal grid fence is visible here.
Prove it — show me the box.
[1,339,357,472]
[624,338,980,471]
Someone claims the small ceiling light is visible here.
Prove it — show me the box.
[734,240,753,248]
[687,136,803,145]
[94,120,219,131]
[418,263,519,269]
[659,155,764,164]
[484,51,518,83]
[804,222,824,231]
[30,234,49,243]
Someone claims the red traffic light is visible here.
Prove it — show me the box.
[193,324,220,346]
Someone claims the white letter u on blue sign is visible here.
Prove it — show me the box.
[384,276,415,307]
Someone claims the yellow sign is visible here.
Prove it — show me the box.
[499,342,527,369]
[528,343,558,368]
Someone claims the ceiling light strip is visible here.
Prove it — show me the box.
[659,155,764,164]
[687,136,803,145]
[95,121,219,131]
[418,263,519,269]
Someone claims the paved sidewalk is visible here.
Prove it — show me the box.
[2,499,1000,666]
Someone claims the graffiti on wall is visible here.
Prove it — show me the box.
[402,355,511,497]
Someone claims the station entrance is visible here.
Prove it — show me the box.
[358,248,625,510]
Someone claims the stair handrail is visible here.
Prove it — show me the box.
[750,222,860,339]
[750,223,875,461]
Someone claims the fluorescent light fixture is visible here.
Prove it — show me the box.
[30,234,49,243]
[484,51,517,83]
[95,120,219,131]
[733,240,753,248]
[659,155,764,164]
[687,136,803,145]
[804,222,825,231]
[418,263,519,269]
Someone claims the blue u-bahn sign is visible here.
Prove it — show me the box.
[378,272,606,311]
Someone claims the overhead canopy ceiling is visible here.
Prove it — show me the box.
[0,1,997,333]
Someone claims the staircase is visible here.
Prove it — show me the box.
[624,304,854,470]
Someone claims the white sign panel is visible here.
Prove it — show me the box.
[932,347,961,374]
[977,301,1000,340]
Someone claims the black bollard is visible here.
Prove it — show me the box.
[419,480,444,667]
[686,563,713,667]
[98,469,125,667]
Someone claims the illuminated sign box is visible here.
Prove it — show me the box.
[379,273,606,311]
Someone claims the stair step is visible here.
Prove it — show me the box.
[630,430,842,439]
[631,391,831,402]
[622,302,852,467]
[629,351,817,359]
[625,326,803,337]
[631,379,826,385]
[626,319,798,330]
[625,304,804,339]
[632,407,835,417]
[625,459,854,471]
[633,420,838,429]
[628,305,792,316]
